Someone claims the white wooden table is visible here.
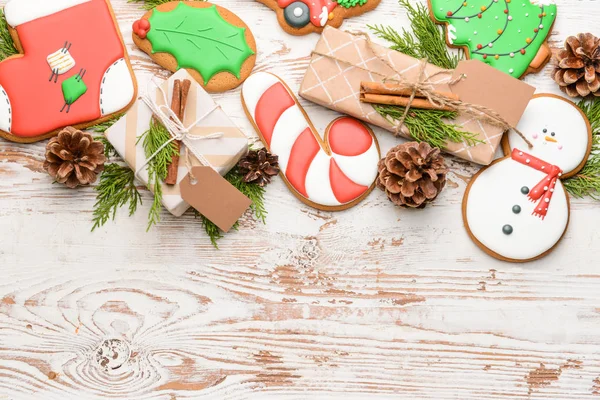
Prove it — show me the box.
[1,0,600,398]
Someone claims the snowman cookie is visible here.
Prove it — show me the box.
[463,94,592,262]
[257,0,382,36]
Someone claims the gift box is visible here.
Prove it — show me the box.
[299,27,534,165]
[105,69,249,216]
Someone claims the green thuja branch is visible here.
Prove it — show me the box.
[195,167,267,248]
[564,98,600,199]
[128,0,204,10]
[92,164,143,231]
[139,119,178,231]
[90,114,124,158]
[0,10,17,61]
[369,0,462,70]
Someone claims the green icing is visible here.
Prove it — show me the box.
[337,0,368,8]
[146,3,254,85]
[431,0,557,77]
[62,75,87,105]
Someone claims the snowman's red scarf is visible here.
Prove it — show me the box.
[511,148,562,220]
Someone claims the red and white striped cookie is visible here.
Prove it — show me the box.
[242,72,380,210]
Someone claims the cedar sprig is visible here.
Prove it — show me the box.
[0,10,17,61]
[369,0,462,70]
[196,167,267,248]
[139,119,179,230]
[90,114,124,158]
[92,164,143,231]
[564,98,600,199]
[128,0,204,10]
[374,105,482,148]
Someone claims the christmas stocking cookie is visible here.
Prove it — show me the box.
[0,0,136,143]
[430,0,557,78]
[463,95,592,262]
[242,72,380,211]
[258,0,382,36]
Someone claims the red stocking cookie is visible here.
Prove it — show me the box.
[257,0,382,36]
[242,72,380,211]
[0,0,137,143]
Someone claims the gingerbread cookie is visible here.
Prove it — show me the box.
[257,0,382,36]
[430,0,557,78]
[133,2,256,92]
[0,0,137,143]
[242,72,380,211]
[463,95,592,262]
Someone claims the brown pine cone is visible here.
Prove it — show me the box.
[377,142,447,208]
[553,33,600,97]
[238,148,280,187]
[43,127,106,189]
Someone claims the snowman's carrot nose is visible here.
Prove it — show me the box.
[545,136,558,143]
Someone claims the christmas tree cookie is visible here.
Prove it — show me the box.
[133,2,256,92]
[430,0,557,78]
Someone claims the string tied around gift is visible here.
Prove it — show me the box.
[311,30,533,148]
[137,79,224,181]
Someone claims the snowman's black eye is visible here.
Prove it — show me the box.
[551,132,555,137]
[543,129,547,133]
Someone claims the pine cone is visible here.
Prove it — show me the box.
[377,142,447,208]
[238,149,280,187]
[43,127,106,188]
[553,33,600,97]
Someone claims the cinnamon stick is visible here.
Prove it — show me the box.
[360,93,455,112]
[165,80,183,185]
[360,81,459,101]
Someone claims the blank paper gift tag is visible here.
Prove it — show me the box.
[450,60,535,127]
[180,167,252,232]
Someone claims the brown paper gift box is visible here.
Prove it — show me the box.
[299,27,534,166]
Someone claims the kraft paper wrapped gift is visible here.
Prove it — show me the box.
[299,27,535,166]
[105,69,248,216]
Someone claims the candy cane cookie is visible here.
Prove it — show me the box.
[241,72,380,211]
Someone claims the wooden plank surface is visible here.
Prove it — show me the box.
[1,0,600,398]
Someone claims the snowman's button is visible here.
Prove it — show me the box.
[502,225,513,235]
[521,186,530,195]
[512,205,521,214]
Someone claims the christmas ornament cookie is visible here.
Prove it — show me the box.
[257,0,382,36]
[463,94,592,262]
[430,0,557,78]
[133,2,256,92]
[242,72,380,211]
[0,0,137,143]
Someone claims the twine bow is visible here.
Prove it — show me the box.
[137,79,224,180]
[312,30,533,148]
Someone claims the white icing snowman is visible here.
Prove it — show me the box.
[463,95,591,262]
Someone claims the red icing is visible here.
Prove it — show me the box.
[511,148,562,220]
[0,0,127,138]
[286,128,320,197]
[328,117,373,156]
[255,82,295,146]
[133,18,151,39]
[276,0,337,27]
[329,158,368,203]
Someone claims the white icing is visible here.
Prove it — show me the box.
[319,6,328,26]
[270,105,309,175]
[508,96,589,174]
[466,159,569,260]
[0,85,12,133]
[241,72,280,121]
[332,141,379,186]
[4,0,91,27]
[293,7,303,17]
[47,47,75,75]
[99,58,135,116]
[447,24,457,45]
[305,151,340,206]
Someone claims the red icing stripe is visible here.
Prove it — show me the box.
[328,117,373,156]
[255,82,295,147]
[286,127,320,197]
[330,158,368,204]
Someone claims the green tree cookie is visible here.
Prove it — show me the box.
[431,0,557,77]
